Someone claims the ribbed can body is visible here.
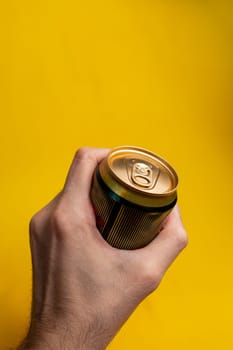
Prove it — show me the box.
[90,146,178,250]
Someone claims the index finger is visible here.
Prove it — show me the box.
[63,147,110,200]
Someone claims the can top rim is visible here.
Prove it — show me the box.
[105,146,178,197]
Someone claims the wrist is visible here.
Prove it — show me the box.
[18,320,107,350]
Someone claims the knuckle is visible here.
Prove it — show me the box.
[50,205,69,232]
[50,200,90,240]
[50,204,86,240]
[139,261,162,292]
[29,211,44,243]
[175,228,188,250]
[74,147,92,161]
[29,213,40,237]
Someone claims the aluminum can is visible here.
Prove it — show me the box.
[91,146,178,250]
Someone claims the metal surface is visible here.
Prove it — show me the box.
[91,146,178,249]
[99,146,178,207]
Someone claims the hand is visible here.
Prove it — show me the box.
[19,147,188,350]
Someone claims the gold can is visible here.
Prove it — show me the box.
[91,146,178,249]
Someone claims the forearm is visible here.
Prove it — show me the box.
[18,335,106,350]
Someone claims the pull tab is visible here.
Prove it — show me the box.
[126,159,160,189]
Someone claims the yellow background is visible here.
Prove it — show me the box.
[0,1,232,349]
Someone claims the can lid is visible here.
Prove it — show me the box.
[99,146,178,207]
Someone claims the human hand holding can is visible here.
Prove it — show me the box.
[19,147,187,350]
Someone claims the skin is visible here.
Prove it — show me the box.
[18,147,188,350]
